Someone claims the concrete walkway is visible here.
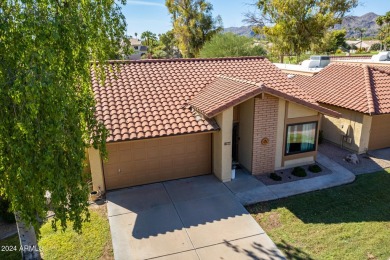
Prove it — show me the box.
[319,143,390,175]
[225,152,356,205]
[107,175,285,260]
[106,152,355,259]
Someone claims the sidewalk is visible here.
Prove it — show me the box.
[225,152,356,205]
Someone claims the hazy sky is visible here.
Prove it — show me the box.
[121,0,390,37]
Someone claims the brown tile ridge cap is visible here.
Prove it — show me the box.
[363,65,376,115]
[216,75,341,118]
[215,74,264,87]
[260,85,341,118]
[370,66,390,75]
[190,76,263,118]
[205,75,341,118]
[91,56,266,64]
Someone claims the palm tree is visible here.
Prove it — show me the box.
[354,27,366,51]
[141,31,158,52]
[135,32,138,39]
[376,12,390,51]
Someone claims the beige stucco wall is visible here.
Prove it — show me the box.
[213,108,233,182]
[275,99,286,169]
[281,102,320,169]
[284,156,315,168]
[88,148,105,192]
[369,114,390,150]
[238,98,254,171]
[320,104,368,153]
[360,115,372,151]
[288,102,318,118]
[243,97,321,172]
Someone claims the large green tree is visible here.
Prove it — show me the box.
[247,0,358,62]
[158,30,181,58]
[312,29,347,53]
[166,0,222,58]
[376,11,390,50]
[0,0,127,256]
[199,33,266,58]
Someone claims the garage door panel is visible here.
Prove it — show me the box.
[116,142,132,151]
[172,135,186,144]
[119,152,131,163]
[186,143,198,153]
[145,139,159,149]
[131,141,146,150]
[104,134,212,190]
[103,165,118,177]
[105,150,121,165]
[172,145,186,155]
[159,145,174,157]
[160,158,174,169]
[147,146,160,159]
[131,160,149,173]
[146,160,160,173]
[133,149,147,161]
[158,137,172,146]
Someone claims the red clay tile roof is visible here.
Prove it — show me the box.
[293,63,390,114]
[189,75,340,118]
[91,57,339,142]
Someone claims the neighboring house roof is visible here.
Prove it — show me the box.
[346,40,361,46]
[189,75,338,118]
[362,40,380,48]
[91,57,338,142]
[346,40,380,49]
[130,38,142,46]
[293,63,390,115]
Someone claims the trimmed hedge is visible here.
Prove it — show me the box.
[292,167,307,177]
[270,172,282,181]
[308,164,322,173]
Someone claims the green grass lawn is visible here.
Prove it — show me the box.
[39,206,112,259]
[247,169,390,260]
[0,206,113,260]
[0,234,21,260]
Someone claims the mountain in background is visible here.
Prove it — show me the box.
[223,25,257,38]
[335,12,379,38]
[224,12,380,39]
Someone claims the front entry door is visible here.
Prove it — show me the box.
[232,123,239,162]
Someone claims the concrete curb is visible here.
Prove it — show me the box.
[0,230,18,240]
[232,153,356,206]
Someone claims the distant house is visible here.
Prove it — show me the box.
[128,38,148,60]
[87,57,339,192]
[346,40,381,51]
[294,63,390,153]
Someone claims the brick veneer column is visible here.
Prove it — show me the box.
[252,94,279,174]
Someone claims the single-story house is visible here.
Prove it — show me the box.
[346,40,381,51]
[293,63,390,154]
[128,38,148,60]
[88,57,339,192]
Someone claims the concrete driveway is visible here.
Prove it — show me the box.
[107,175,284,260]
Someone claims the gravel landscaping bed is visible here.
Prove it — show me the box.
[256,163,332,186]
[318,142,390,175]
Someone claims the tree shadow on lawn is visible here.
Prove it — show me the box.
[276,240,314,260]
[247,170,390,224]
[220,238,312,260]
